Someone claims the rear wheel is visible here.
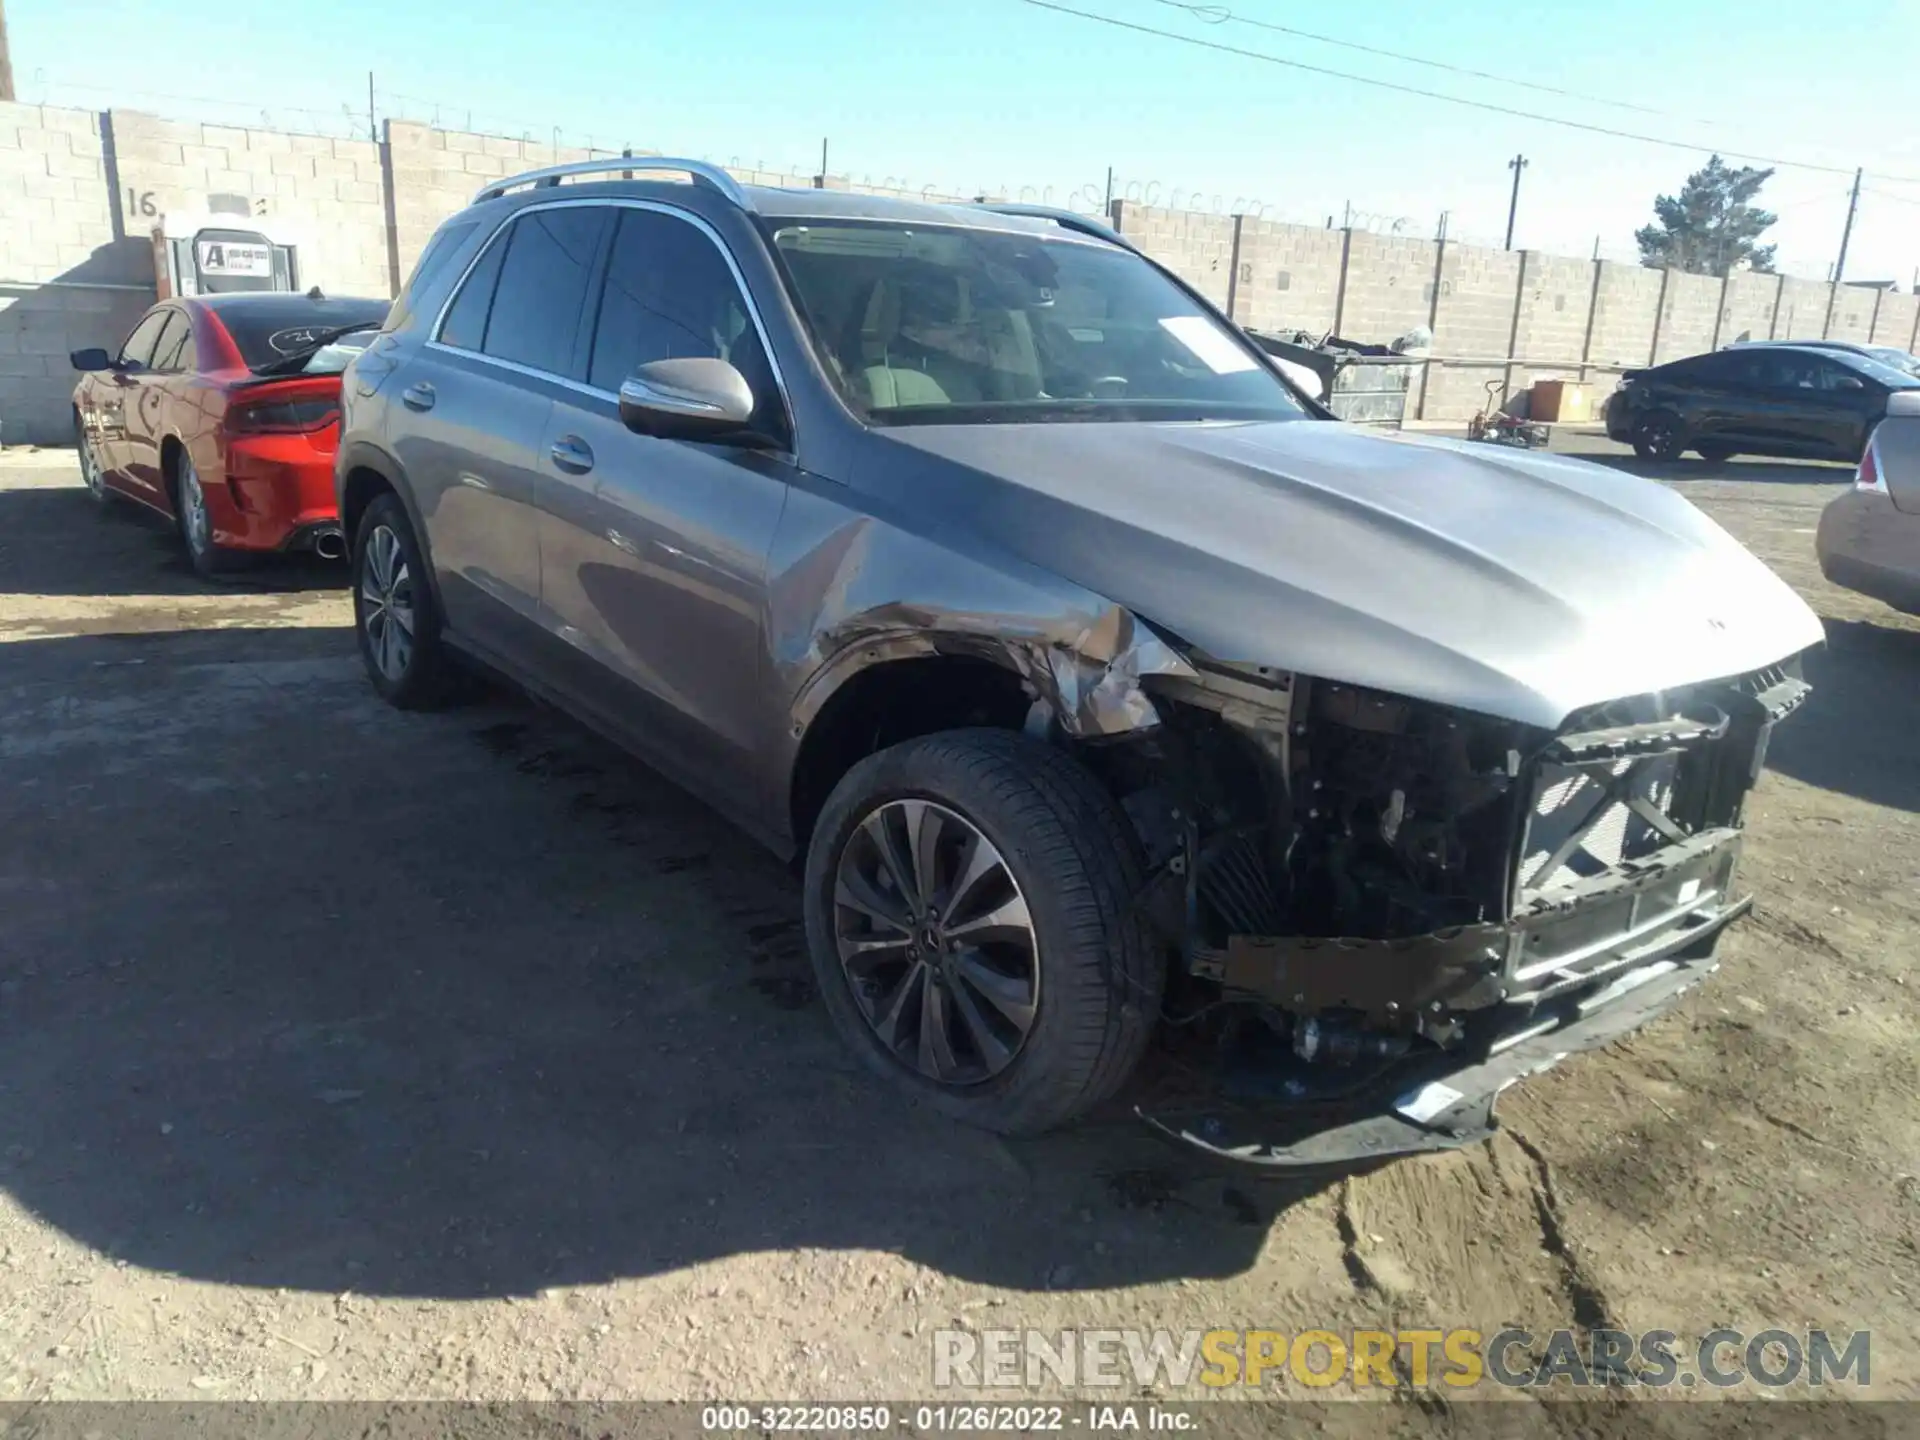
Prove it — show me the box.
[1632,412,1685,462]
[174,452,245,578]
[802,729,1163,1135]
[353,492,460,709]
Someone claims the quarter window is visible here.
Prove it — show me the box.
[150,313,193,373]
[587,208,782,437]
[480,208,607,376]
[438,230,508,353]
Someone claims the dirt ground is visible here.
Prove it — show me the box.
[0,436,1916,1415]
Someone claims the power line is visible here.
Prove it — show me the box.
[1148,0,1709,124]
[1023,0,1920,184]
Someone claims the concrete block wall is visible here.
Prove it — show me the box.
[1775,278,1831,340]
[1824,284,1878,344]
[1336,231,1436,342]
[1423,242,1522,419]
[1109,202,1236,311]
[6,101,1918,443]
[1653,270,1721,364]
[1721,272,1780,345]
[0,102,148,446]
[1872,291,1920,350]
[1230,217,1344,334]
[111,111,393,300]
[1587,263,1664,368]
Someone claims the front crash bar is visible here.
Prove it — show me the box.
[1138,894,1749,1169]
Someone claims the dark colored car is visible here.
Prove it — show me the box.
[71,292,388,576]
[1730,337,1920,380]
[335,159,1819,1167]
[1605,342,1920,465]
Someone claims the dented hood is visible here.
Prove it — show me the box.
[871,420,1824,730]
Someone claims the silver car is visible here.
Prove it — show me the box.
[1818,390,1920,614]
[336,161,1823,1166]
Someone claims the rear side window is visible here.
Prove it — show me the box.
[587,209,779,417]
[151,313,193,373]
[480,208,607,376]
[117,309,171,369]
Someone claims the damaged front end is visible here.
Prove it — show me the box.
[1083,658,1812,1168]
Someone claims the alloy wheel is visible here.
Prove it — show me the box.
[78,434,105,501]
[360,524,416,682]
[832,799,1040,1085]
[179,459,212,555]
[1637,417,1679,459]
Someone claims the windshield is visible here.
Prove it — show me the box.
[763,220,1309,426]
[1839,351,1920,388]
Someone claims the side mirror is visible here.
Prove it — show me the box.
[70,348,113,372]
[618,357,758,442]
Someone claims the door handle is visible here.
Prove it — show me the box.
[549,435,594,475]
[401,382,436,412]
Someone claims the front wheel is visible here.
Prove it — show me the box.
[1632,412,1686,462]
[75,420,110,506]
[802,729,1164,1136]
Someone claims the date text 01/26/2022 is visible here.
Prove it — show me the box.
[699,1405,1195,1432]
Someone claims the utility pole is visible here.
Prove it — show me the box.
[0,0,16,103]
[1505,154,1529,251]
[1103,165,1114,215]
[1833,167,1863,286]
[367,72,377,144]
[1822,168,1864,339]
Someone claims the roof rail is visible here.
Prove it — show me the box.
[473,157,749,208]
[973,203,1137,253]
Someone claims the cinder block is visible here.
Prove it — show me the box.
[335,179,381,205]
[443,130,487,155]
[311,156,356,181]
[270,154,317,179]
[289,134,335,157]
[245,129,293,155]
[480,135,523,160]
[16,127,73,154]
[201,124,252,151]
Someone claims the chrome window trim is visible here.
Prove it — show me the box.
[428,196,794,445]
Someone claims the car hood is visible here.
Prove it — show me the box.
[871,420,1825,729]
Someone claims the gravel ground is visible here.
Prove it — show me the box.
[0,437,1915,1416]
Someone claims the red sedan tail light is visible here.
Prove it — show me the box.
[223,378,343,437]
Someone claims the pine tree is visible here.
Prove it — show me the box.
[1635,156,1778,276]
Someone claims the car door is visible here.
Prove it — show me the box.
[1737,350,1842,455]
[89,307,172,491]
[124,310,193,503]
[534,202,794,821]
[390,203,610,666]
[1808,357,1886,459]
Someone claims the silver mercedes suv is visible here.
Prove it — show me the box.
[337,159,1821,1166]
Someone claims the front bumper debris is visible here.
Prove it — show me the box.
[1139,892,1747,1169]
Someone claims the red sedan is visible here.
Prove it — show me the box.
[70,292,388,577]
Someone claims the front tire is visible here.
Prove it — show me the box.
[1632,412,1685,462]
[75,419,110,506]
[352,493,459,709]
[802,729,1163,1136]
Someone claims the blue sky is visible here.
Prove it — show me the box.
[14,0,1920,284]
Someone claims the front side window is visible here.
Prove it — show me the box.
[117,309,172,370]
[480,207,607,376]
[587,208,783,438]
[763,220,1308,425]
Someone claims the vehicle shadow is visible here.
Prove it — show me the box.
[0,472,346,599]
[1575,452,1851,486]
[1764,617,1920,814]
[0,625,1315,1302]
